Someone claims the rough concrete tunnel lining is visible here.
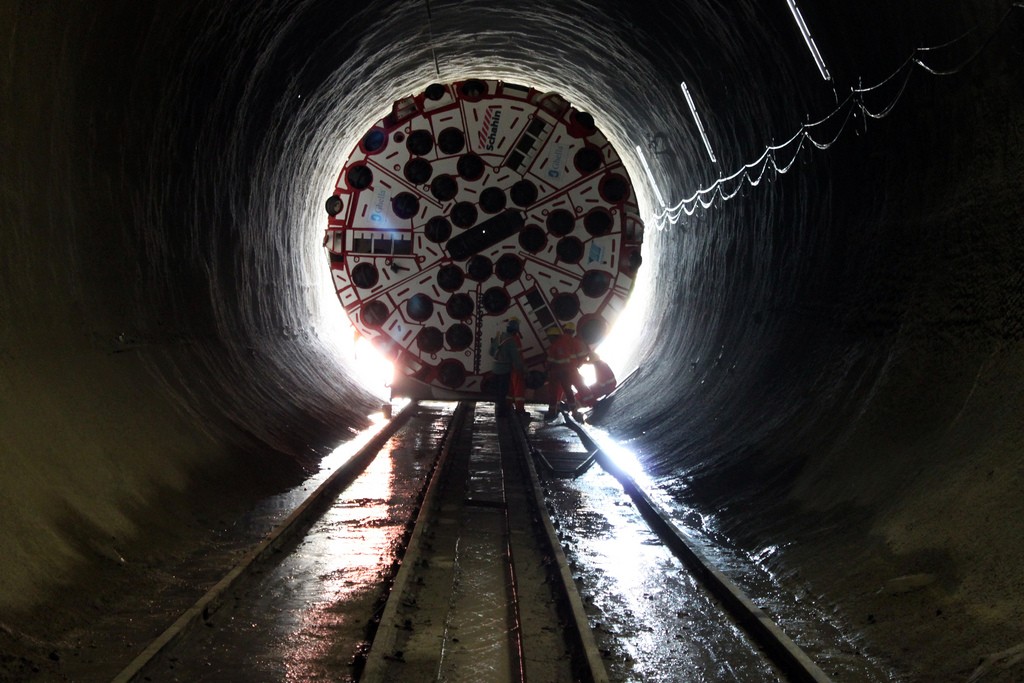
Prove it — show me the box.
[2,1,1023,681]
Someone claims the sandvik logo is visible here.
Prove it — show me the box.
[479,106,502,151]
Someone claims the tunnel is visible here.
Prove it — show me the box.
[2,0,1022,679]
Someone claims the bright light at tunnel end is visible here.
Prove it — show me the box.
[590,273,650,385]
[318,298,395,400]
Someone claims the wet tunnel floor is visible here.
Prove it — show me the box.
[527,417,782,682]
[143,403,453,681]
[56,403,894,682]
[533,418,896,682]
[363,401,574,682]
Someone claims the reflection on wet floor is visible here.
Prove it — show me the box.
[363,402,576,683]
[541,420,894,682]
[144,404,893,682]
[436,409,515,681]
[535,437,782,681]
[159,403,452,682]
[279,440,400,681]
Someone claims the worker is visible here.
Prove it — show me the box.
[491,318,526,418]
[544,322,589,421]
[578,353,617,407]
[507,318,530,418]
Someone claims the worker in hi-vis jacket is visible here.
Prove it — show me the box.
[544,322,588,421]
[491,318,526,418]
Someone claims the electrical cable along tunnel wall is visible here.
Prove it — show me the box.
[324,79,644,399]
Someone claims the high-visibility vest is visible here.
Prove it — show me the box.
[547,334,577,367]
[548,334,589,367]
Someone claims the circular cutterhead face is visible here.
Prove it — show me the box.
[325,79,644,398]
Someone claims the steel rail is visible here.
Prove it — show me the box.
[507,418,610,683]
[499,423,529,683]
[359,404,606,682]
[360,401,469,681]
[561,415,833,683]
[363,404,534,682]
[110,400,420,683]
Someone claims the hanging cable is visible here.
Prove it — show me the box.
[653,2,1022,226]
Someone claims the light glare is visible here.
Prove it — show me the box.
[595,261,651,382]
[352,334,394,399]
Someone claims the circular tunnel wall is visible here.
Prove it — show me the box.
[2,0,1022,677]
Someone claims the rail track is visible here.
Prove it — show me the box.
[358,402,605,682]
[112,400,840,682]
[553,414,833,683]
